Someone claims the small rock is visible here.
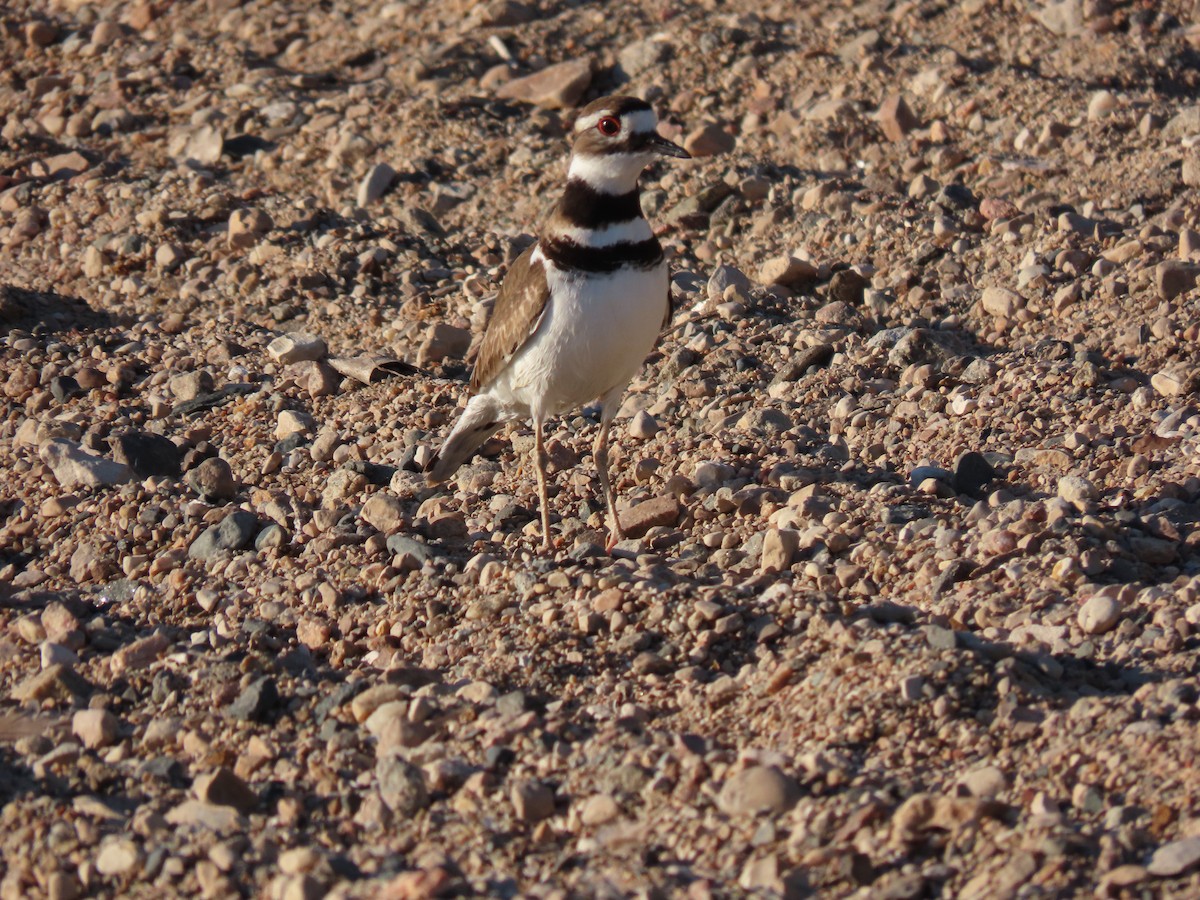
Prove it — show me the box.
[169,370,214,402]
[185,457,237,501]
[952,451,997,497]
[362,494,407,533]
[496,59,592,109]
[164,800,244,833]
[1037,0,1085,35]
[980,286,1023,318]
[958,766,1007,799]
[878,94,920,141]
[12,664,93,702]
[25,21,59,48]
[94,838,140,877]
[267,332,327,365]
[717,766,801,816]
[758,255,818,287]
[580,794,620,826]
[707,264,752,301]
[1151,371,1191,397]
[110,632,170,675]
[182,124,223,165]
[377,754,430,815]
[619,496,682,538]
[1087,90,1117,121]
[1058,474,1098,505]
[226,676,280,722]
[1156,260,1198,301]
[40,439,133,490]
[761,528,799,572]
[227,208,273,249]
[189,510,259,559]
[109,431,182,477]
[276,410,314,440]
[628,410,659,439]
[684,123,735,157]
[617,38,671,78]
[155,243,186,271]
[1078,593,1122,635]
[511,779,556,822]
[194,767,258,815]
[416,323,472,366]
[1148,837,1200,877]
[357,163,397,207]
[72,708,120,749]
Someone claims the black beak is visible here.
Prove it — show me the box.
[644,133,691,159]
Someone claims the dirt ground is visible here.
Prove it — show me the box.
[4,0,1200,896]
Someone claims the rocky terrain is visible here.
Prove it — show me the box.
[4,0,1200,896]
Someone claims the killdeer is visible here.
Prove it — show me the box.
[425,94,689,551]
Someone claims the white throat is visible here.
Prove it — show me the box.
[567,151,653,194]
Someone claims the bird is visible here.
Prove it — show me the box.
[425,94,690,551]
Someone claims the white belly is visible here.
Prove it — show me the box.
[492,260,667,419]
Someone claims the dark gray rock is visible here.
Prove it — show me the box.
[188,510,259,560]
[953,451,997,497]
[226,676,280,722]
[110,431,182,477]
[376,754,429,815]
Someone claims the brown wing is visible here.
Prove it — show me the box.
[469,244,550,393]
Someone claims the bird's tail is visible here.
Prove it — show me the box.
[425,394,504,485]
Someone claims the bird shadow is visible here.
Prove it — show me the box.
[0,284,122,333]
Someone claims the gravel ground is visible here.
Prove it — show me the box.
[4,0,1200,896]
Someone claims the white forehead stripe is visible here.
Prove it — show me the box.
[558,219,653,247]
[623,109,658,134]
[574,107,659,134]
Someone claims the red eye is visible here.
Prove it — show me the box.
[597,116,621,136]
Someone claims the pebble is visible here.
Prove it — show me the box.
[362,494,407,533]
[95,838,140,877]
[227,208,274,248]
[189,510,259,559]
[377,755,430,815]
[1078,593,1122,635]
[39,439,134,490]
[72,708,120,749]
[511,779,556,822]
[1148,837,1200,877]
[194,768,258,815]
[110,431,182,477]
[716,766,801,816]
[878,94,920,141]
[684,123,735,158]
[1156,260,1198,301]
[760,528,799,573]
[757,255,817,287]
[268,332,327,365]
[617,38,671,78]
[495,59,592,109]
[226,676,280,722]
[416,323,471,366]
[980,286,1023,318]
[580,794,620,826]
[1087,90,1117,120]
[169,370,213,402]
[1057,474,1098,505]
[276,410,314,440]
[953,451,997,497]
[619,496,682,538]
[186,456,237,500]
[357,163,397,207]
[957,766,1007,799]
